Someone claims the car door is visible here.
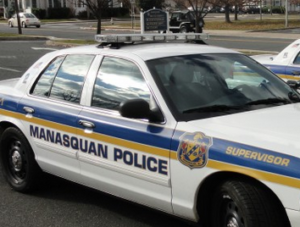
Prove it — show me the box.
[285,51,300,81]
[17,54,96,181]
[77,56,173,213]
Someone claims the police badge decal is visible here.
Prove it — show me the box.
[177,132,213,169]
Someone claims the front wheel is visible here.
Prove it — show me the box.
[0,127,41,192]
[9,21,13,28]
[22,22,27,28]
[210,179,289,227]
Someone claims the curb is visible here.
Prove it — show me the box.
[0,36,49,41]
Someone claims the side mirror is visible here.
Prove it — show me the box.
[287,80,300,89]
[119,99,164,123]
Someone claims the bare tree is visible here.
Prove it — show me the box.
[209,0,251,22]
[69,0,118,34]
[174,0,209,32]
[208,0,234,22]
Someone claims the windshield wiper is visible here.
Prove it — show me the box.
[183,105,244,114]
[245,98,291,106]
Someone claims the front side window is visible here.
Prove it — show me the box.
[147,53,300,121]
[92,57,150,111]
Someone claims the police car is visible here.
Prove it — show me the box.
[0,33,300,227]
[252,39,300,88]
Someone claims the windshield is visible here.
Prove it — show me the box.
[146,53,300,121]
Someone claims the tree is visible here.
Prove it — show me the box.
[70,0,117,34]
[118,0,136,17]
[174,0,209,32]
[137,0,166,11]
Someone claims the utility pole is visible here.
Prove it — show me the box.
[130,0,135,29]
[285,0,288,28]
[14,0,22,34]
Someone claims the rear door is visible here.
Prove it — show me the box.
[17,54,95,181]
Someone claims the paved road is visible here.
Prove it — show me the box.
[0,171,196,227]
[0,41,198,227]
[0,40,57,79]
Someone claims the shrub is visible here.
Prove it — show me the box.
[263,6,285,14]
[101,7,129,18]
[47,7,74,19]
[32,8,46,19]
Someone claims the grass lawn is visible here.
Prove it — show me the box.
[205,19,300,30]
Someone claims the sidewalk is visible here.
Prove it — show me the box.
[204,29,300,40]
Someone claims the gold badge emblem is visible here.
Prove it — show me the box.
[177,132,213,169]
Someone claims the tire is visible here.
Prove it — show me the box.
[22,22,27,28]
[179,25,188,33]
[0,127,41,192]
[210,179,289,227]
[36,25,40,28]
[9,21,13,28]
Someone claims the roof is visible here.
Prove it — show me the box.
[54,42,240,61]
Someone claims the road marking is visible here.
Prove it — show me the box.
[32,47,58,51]
[0,67,21,72]
[0,56,17,59]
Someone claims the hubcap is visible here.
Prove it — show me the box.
[227,217,239,227]
[11,150,22,172]
[221,197,245,227]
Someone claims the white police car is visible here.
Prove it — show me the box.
[252,39,300,87]
[0,33,300,227]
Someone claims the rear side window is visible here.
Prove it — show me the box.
[31,54,95,104]
[50,55,94,103]
[31,56,64,97]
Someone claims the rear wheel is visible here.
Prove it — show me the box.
[210,179,289,227]
[0,127,41,192]
[9,21,13,28]
[36,25,40,28]
[179,25,188,33]
[22,22,27,28]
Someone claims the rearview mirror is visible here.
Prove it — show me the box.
[287,80,300,89]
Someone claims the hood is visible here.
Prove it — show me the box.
[178,104,300,159]
[251,54,277,64]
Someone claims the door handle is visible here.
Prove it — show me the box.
[292,71,300,76]
[23,106,35,114]
[78,120,95,129]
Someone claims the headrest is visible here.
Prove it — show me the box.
[170,63,194,84]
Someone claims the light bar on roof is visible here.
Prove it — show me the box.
[95,33,209,43]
